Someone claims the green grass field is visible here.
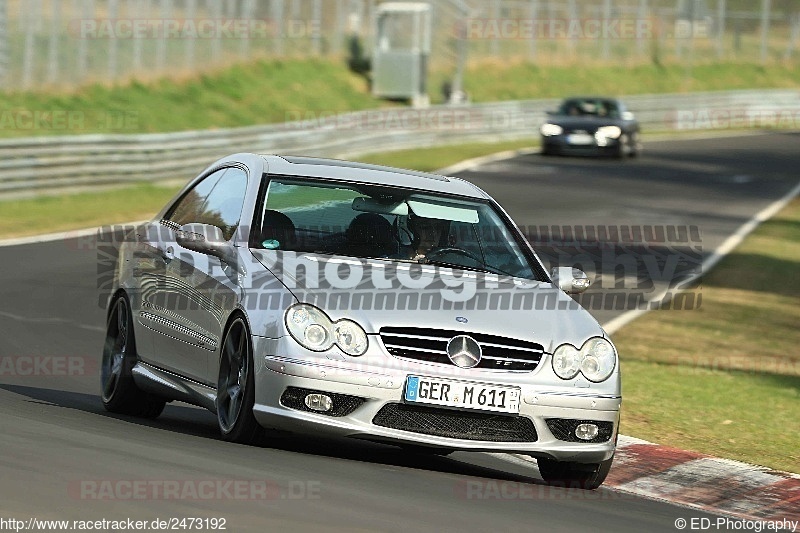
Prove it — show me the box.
[614,198,800,473]
[2,58,799,138]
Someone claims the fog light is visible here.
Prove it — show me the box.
[575,423,599,441]
[304,393,332,412]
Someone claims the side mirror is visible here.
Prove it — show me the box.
[550,267,591,295]
[177,223,237,266]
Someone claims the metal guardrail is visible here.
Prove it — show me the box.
[1,89,798,197]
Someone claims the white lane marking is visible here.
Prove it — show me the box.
[603,178,800,335]
[437,148,538,175]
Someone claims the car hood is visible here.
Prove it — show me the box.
[545,115,625,130]
[251,250,604,352]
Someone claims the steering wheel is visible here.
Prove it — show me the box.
[424,247,483,264]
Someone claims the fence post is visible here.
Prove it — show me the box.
[132,0,146,72]
[785,14,800,59]
[0,0,6,88]
[567,0,577,55]
[108,0,118,79]
[528,0,537,61]
[184,0,196,69]
[22,0,42,89]
[334,0,344,55]
[240,0,255,59]
[272,0,284,56]
[636,0,648,58]
[490,0,500,57]
[760,0,771,64]
[602,0,611,60]
[715,0,725,59]
[47,0,61,85]
[209,0,222,62]
[157,0,173,72]
[312,0,322,55]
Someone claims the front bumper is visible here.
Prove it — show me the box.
[541,135,623,156]
[252,340,620,463]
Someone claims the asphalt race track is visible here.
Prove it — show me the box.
[1,133,798,532]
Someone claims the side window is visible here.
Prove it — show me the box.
[167,167,248,240]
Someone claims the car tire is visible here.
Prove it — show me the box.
[101,294,166,419]
[614,135,628,159]
[629,132,640,157]
[536,455,614,490]
[216,316,263,445]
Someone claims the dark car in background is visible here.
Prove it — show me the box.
[540,97,641,158]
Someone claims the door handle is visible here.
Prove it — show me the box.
[163,246,175,261]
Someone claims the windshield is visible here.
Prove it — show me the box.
[251,177,541,280]
[558,98,620,118]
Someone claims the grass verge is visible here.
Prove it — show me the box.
[614,198,800,473]
[0,183,182,239]
[2,59,799,137]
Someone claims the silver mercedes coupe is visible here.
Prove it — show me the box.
[101,154,621,489]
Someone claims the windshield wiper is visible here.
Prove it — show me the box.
[420,258,516,277]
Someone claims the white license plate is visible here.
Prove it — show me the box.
[404,376,520,414]
[567,133,594,145]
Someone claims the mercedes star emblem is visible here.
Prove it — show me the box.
[446,335,482,369]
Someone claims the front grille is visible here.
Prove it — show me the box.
[280,387,365,417]
[379,327,544,371]
[372,403,538,442]
[546,418,614,443]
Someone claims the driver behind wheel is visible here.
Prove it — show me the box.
[405,213,449,262]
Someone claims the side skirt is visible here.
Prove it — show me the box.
[132,361,217,413]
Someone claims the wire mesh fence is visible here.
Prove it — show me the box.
[0,0,797,90]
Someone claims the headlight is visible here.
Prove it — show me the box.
[596,126,622,139]
[334,319,369,356]
[579,338,616,382]
[286,304,333,352]
[552,344,581,380]
[540,123,563,136]
[552,337,617,382]
[284,304,368,356]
